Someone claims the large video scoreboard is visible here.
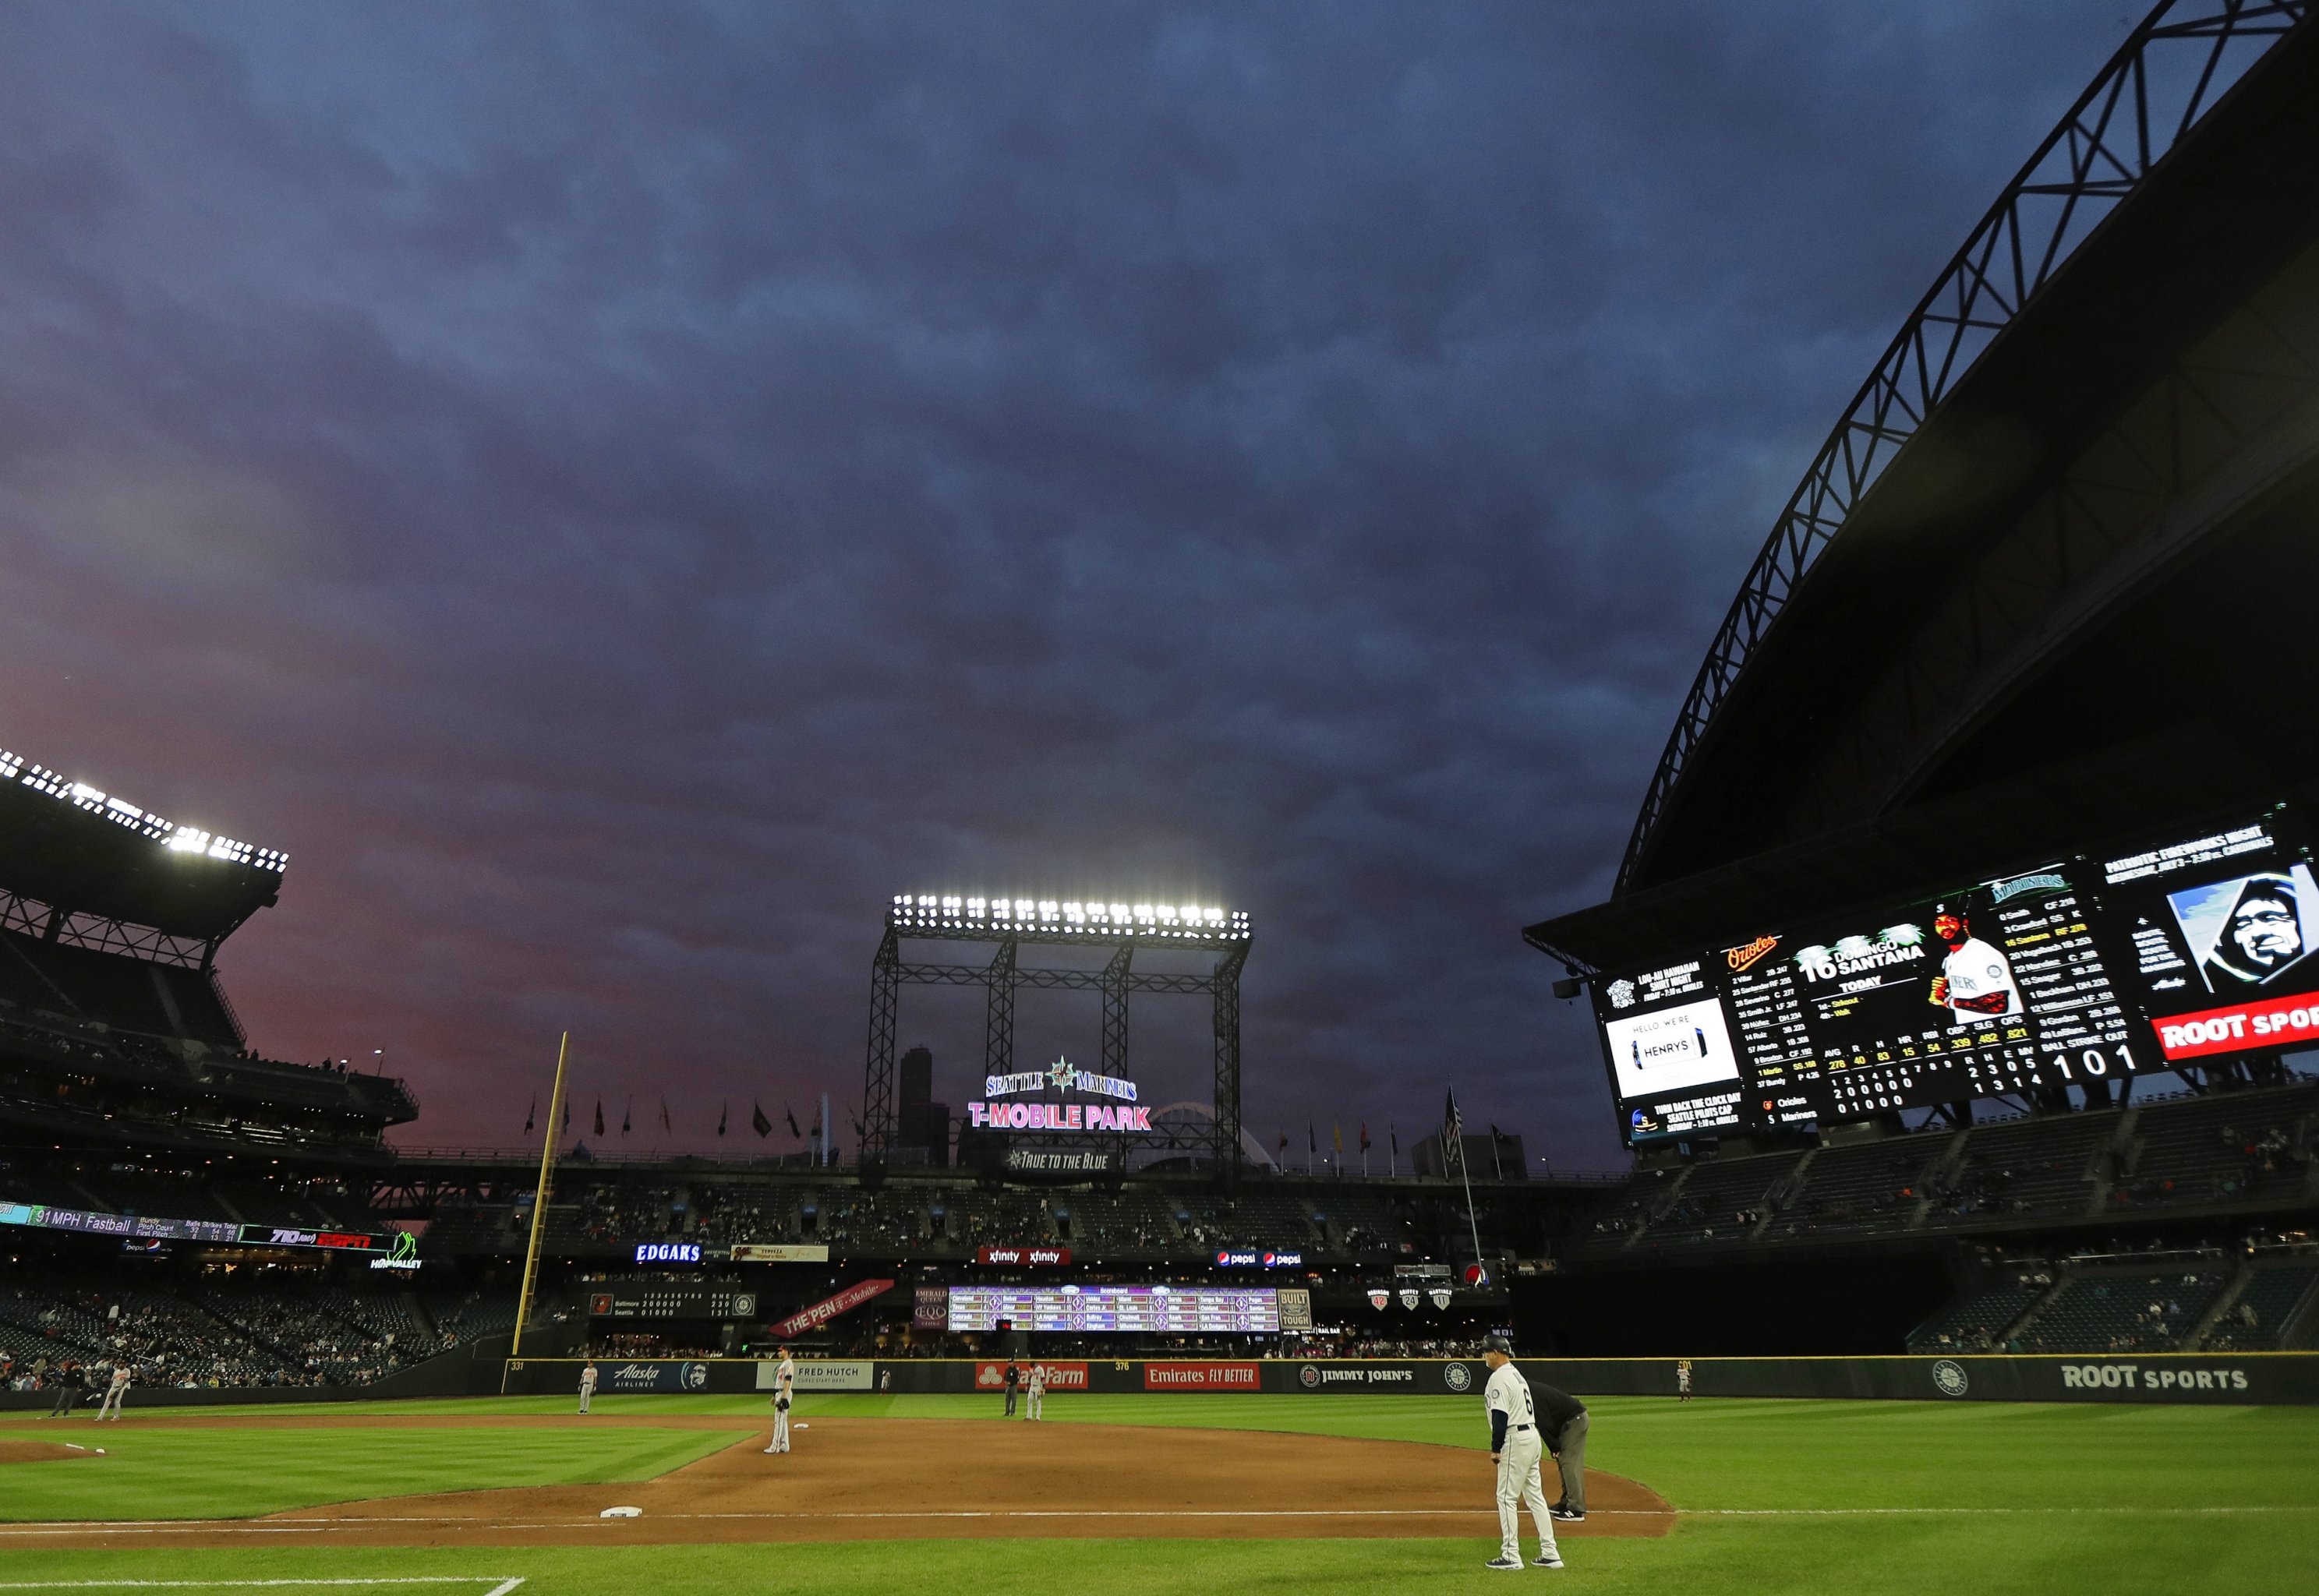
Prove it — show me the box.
[946,1284,1279,1333]
[1593,804,2319,1142]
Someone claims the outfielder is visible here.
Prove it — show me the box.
[764,1346,796,1454]
[94,1363,131,1421]
[1676,1359,1692,1401]
[578,1359,598,1414]
[1025,1361,1046,1421]
[1480,1336,1561,1570]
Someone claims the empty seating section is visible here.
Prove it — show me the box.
[1907,1273,2052,1351]
[1928,1113,2115,1221]
[2200,1264,2319,1351]
[2112,1089,2316,1209]
[1764,1137,1944,1239]
[2014,1266,2232,1354]
[1634,1151,1805,1245]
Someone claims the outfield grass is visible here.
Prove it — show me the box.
[0,1393,2313,1594]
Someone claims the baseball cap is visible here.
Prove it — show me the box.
[1482,1334,1515,1355]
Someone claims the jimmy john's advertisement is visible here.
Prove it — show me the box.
[2095,812,2319,1064]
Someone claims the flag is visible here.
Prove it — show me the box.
[659,1096,671,1133]
[1359,1123,1370,1153]
[1391,1126,1399,1156]
[1332,1122,1342,1153]
[524,1095,536,1134]
[751,1100,773,1139]
[717,1101,728,1137]
[593,1099,605,1137]
[786,1105,802,1139]
[621,1099,632,1135]
[1307,1121,1315,1153]
[1443,1088,1463,1172]
[1276,1129,1288,1153]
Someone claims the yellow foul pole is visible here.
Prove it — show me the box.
[509,1032,570,1366]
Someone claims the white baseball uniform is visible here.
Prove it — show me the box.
[95,1366,130,1421]
[1484,1361,1558,1565]
[1942,937,2021,1019]
[765,1354,795,1453]
[1026,1362,1046,1420]
[578,1364,598,1414]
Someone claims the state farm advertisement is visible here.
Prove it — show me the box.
[974,1361,1089,1390]
[769,1278,895,1339]
[2150,989,2319,1061]
[1143,1361,1260,1390]
[977,1246,1072,1266]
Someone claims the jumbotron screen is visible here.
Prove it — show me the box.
[1589,808,2319,1142]
[946,1284,1279,1333]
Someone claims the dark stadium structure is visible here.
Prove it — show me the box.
[10,4,2319,1410]
[1522,0,2319,1353]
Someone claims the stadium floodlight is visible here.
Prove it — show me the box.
[887,892,1250,941]
[0,748,287,874]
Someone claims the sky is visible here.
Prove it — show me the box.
[0,1,2144,1170]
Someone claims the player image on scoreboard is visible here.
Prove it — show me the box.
[1927,892,2024,1019]
[1602,996,1741,1100]
[2165,864,2319,997]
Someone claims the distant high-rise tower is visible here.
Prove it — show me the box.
[897,1045,948,1166]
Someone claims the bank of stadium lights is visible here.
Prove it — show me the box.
[0,748,286,874]
[889,894,1250,941]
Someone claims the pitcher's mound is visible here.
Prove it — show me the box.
[0,1440,99,1464]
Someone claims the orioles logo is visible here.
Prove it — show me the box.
[1725,935,1780,973]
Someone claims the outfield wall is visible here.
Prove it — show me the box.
[492,1352,2319,1405]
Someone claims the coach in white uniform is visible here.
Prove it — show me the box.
[1480,1336,1561,1570]
[765,1347,796,1454]
[578,1359,598,1414]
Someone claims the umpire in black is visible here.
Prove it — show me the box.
[1534,1377,1590,1520]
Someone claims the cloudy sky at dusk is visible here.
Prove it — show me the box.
[0,2,2140,1168]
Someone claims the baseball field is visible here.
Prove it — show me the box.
[1,1389,2313,1594]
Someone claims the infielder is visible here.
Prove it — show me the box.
[1479,1336,1561,1570]
[764,1347,796,1454]
[94,1363,131,1421]
[578,1359,598,1414]
[1024,1361,1046,1421]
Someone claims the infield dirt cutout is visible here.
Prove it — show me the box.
[0,1415,1671,1548]
[0,1439,99,1464]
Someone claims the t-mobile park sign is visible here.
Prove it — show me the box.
[968,1055,1152,1132]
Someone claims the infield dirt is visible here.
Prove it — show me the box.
[0,1416,1671,1548]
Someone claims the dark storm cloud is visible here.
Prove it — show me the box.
[0,2,2131,1163]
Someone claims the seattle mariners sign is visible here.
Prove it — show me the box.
[967,1055,1153,1132]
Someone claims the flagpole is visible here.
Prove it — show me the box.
[1448,1089,1486,1283]
[508,1032,569,1386]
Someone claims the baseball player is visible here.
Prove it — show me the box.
[1479,1336,1561,1570]
[578,1359,599,1414]
[1002,1357,1020,1418]
[94,1363,131,1421]
[1676,1359,1693,1401]
[763,1346,796,1454]
[1025,1361,1047,1421]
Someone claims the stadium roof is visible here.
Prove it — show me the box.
[0,748,287,944]
[1617,4,2319,897]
